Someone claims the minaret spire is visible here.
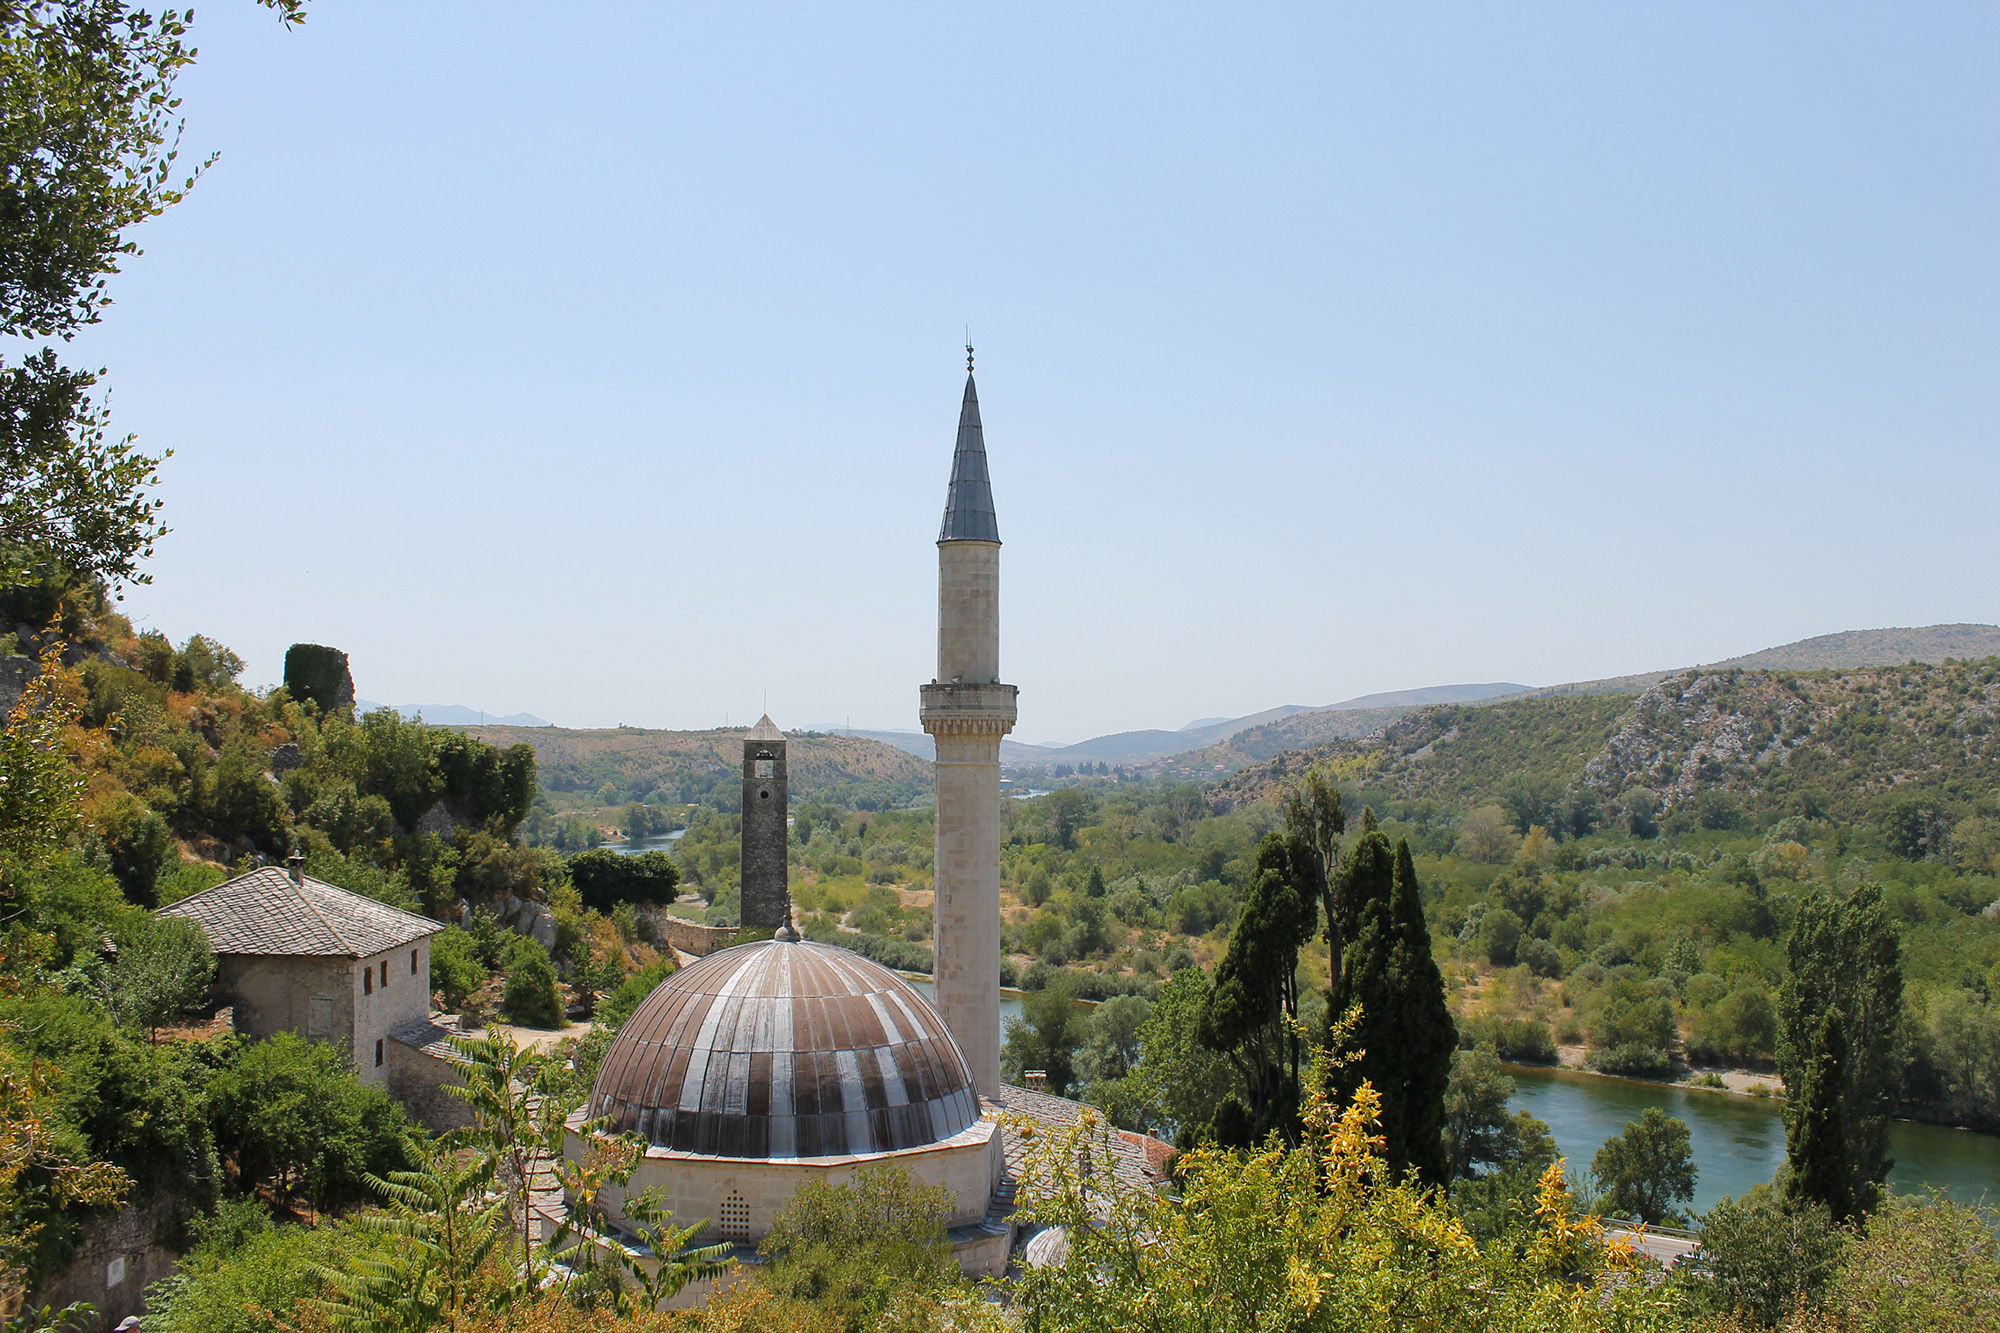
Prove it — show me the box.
[939,352,999,544]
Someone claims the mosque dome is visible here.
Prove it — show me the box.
[586,938,982,1159]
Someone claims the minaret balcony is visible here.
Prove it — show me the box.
[919,682,1018,736]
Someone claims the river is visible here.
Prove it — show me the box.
[903,980,1997,1211]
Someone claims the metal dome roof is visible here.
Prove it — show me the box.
[587,939,981,1159]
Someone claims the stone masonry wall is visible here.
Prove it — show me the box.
[739,738,789,931]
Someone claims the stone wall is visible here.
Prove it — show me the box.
[642,912,738,958]
[387,1020,474,1132]
[27,1198,178,1331]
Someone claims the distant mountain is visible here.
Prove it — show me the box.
[360,700,552,727]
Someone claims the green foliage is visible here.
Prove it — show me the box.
[93,790,173,904]
[1780,884,1903,1216]
[144,1212,353,1333]
[567,847,680,910]
[1201,833,1317,1143]
[1325,836,1455,1184]
[597,957,675,1030]
[427,926,487,1011]
[1014,1074,1675,1333]
[758,1166,963,1328]
[205,1032,416,1211]
[1002,971,1087,1095]
[1590,1107,1696,1226]
[97,911,213,1039]
[1821,1192,2000,1333]
[500,936,565,1029]
[1479,906,1523,966]
[1676,1189,1843,1327]
[281,643,352,716]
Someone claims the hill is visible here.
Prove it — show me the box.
[1517,623,2000,700]
[457,724,932,810]
[361,700,552,726]
[1212,656,2000,826]
[1009,687,1527,770]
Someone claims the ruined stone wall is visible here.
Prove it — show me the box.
[27,1198,178,1331]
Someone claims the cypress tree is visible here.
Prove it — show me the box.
[1201,835,1317,1143]
[1787,1008,1856,1221]
[1326,834,1455,1185]
[1779,884,1902,1214]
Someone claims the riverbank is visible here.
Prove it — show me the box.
[1552,1043,1785,1100]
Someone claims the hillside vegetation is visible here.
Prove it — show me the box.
[1216,657,2000,829]
[459,723,931,813]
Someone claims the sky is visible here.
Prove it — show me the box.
[67,2,2000,744]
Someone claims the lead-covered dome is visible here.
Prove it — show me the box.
[587,938,980,1159]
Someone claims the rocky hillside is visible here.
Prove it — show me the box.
[458,724,931,809]
[1214,656,2000,823]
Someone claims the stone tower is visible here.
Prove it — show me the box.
[740,714,790,932]
[920,352,1017,1097]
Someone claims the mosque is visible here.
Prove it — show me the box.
[562,355,1170,1290]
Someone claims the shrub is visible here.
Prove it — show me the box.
[428,926,487,1011]
[501,937,565,1028]
[568,848,681,909]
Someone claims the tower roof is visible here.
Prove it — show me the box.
[938,374,1000,543]
[745,714,784,742]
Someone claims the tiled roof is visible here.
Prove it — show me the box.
[160,866,441,958]
[997,1084,1174,1200]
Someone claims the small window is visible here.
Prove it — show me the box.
[381,960,389,987]
[364,968,373,995]
[759,788,771,801]
[374,1038,384,1068]
[754,758,775,779]
[309,995,332,1038]
[411,949,418,975]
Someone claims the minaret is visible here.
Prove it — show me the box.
[920,346,1017,1097]
[740,714,790,932]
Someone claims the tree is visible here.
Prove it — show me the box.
[1442,1044,1516,1181]
[1456,804,1521,864]
[1042,787,1096,851]
[1678,1190,1843,1327]
[1284,767,1346,988]
[1589,1107,1696,1226]
[99,911,213,1040]
[1200,834,1317,1144]
[1325,836,1455,1185]
[1780,884,1903,1216]
[205,1032,415,1212]
[427,925,487,1011]
[1478,907,1523,967]
[567,848,680,910]
[1788,1008,1857,1221]
[501,937,564,1028]
[0,1042,130,1316]
[1002,971,1085,1095]
[1108,967,1241,1142]
[1822,1193,2000,1333]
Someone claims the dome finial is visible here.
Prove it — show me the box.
[966,338,974,375]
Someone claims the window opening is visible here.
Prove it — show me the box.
[719,1190,751,1239]
[374,1038,384,1068]
[364,968,372,995]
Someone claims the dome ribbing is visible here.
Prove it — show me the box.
[587,939,980,1159]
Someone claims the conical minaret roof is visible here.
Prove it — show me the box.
[938,371,1000,543]
[745,714,784,742]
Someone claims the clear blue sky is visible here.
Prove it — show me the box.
[80,2,1998,743]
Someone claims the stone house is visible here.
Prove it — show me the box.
[158,856,441,1086]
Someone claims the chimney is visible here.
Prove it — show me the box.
[286,851,305,886]
[1024,1070,1048,1092]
